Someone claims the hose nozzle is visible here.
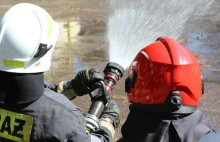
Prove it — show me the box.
[86,62,124,132]
[103,62,125,91]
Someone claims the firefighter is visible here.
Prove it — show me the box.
[0,3,120,142]
[119,37,220,142]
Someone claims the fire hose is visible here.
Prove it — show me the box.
[84,62,124,132]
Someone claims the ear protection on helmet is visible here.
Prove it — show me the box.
[125,70,137,93]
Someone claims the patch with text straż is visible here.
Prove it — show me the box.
[0,109,33,142]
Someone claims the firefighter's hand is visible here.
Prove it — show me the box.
[71,69,104,96]
[99,99,121,137]
[90,81,111,103]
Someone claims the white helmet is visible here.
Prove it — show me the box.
[0,3,60,73]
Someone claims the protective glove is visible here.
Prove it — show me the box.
[90,81,111,103]
[71,69,104,96]
[99,99,121,137]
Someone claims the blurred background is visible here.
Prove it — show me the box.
[0,0,220,141]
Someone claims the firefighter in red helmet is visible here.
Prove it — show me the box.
[118,37,220,142]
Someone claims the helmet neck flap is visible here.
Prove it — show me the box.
[0,71,44,104]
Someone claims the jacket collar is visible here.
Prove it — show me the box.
[0,71,44,104]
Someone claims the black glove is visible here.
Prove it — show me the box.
[71,69,104,96]
[90,81,111,103]
[100,99,121,129]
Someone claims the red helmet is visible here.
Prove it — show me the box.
[125,37,204,114]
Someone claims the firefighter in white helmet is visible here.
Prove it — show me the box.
[0,3,120,142]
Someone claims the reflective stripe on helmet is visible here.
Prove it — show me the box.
[3,60,25,68]
[40,10,53,38]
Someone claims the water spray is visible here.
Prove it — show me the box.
[85,62,124,132]
[105,0,213,69]
[84,0,214,133]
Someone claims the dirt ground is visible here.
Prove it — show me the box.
[0,0,220,141]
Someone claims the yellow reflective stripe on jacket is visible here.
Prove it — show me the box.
[3,60,25,68]
[0,108,33,142]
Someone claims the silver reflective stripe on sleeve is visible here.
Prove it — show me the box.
[57,81,77,99]
[99,117,115,138]
[91,135,102,142]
